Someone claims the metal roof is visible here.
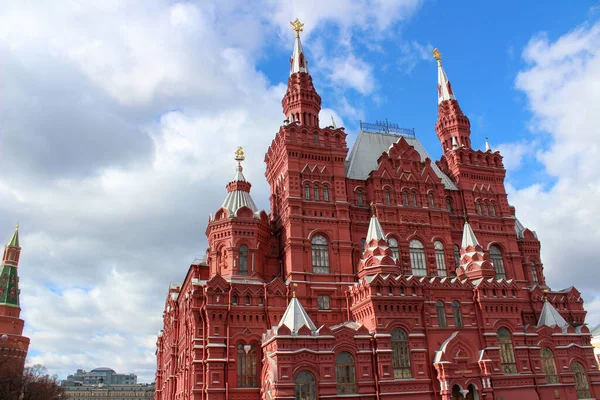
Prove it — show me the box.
[278,297,317,334]
[345,130,458,190]
[536,300,569,331]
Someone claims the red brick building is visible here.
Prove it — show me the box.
[0,225,30,369]
[155,22,599,400]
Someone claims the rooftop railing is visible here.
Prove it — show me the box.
[360,119,415,137]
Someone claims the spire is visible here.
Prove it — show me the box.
[7,224,19,248]
[433,48,471,154]
[290,18,308,75]
[433,48,456,105]
[536,297,569,330]
[282,19,322,127]
[366,203,386,242]
[461,221,480,248]
[485,137,491,152]
[221,147,258,217]
[278,293,317,335]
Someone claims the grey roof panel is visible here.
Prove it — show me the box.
[346,130,457,190]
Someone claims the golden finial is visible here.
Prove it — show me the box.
[290,18,304,38]
[292,282,298,298]
[543,289,549,302]
[234,146,245,166]
[432,48,442,66]
[370,202,377,216]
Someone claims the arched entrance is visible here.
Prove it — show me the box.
[451,384,479,400]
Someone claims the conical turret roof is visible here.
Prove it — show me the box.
[536,299,569,330]
[290,18,309,75]
[7,225,19,247]
[278,295,317,334]
[433,48,456,104]
[461,221,480,248]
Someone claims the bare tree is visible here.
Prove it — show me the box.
[0,358,66,400]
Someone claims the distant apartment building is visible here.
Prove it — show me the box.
[63,367,137,386]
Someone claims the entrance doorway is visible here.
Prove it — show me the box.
[451,384,479,400]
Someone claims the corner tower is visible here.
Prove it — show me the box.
[0,225,30,367]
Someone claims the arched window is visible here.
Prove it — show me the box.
[313,132,318,143]
[483,203,489,216]
[491,203,497,216]
[388,238,400,259]
[411,192,418,206]
[454,245,461,268]
[476,201,482,215]
[572,361,591,399]
[452,300,463,328]
[239,245,249,275]
[497,328,517,374]
[323,187,329,202]
[335,352,356,394]
[237,343,258,387]
[446,198,453,213]
[357,191,363,206]
[360,238,366,251]
[409,240,426,276]
[540,348,559,384]
[295,370,316,400]
[490,246,506,279]
[245,295,250,305]
[314,186,320,201]
[391,329,412,378]
[429,193,435,208]
[311,235,330,274]
[434,241,447,277]
[385,189,391,204]
[530,262,539,284]
[304,184,310,200]
[402,192,409,206]
[232,295,238,305]
[436,300,447,328]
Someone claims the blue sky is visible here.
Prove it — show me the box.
[2,0,600,382]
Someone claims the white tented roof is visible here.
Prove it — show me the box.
[345,130,457,190]
[278,297,317,334]
[536,300,569,330]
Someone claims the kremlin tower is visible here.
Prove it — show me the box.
[0,225,30,369]
[154,21,599,400]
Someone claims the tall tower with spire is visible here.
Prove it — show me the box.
[0,225,30,368]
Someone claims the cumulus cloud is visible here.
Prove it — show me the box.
[509,22,600,326]
[0,0,422,382]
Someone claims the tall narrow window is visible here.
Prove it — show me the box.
[454,245,461,268]
[452,300,463,328]
[483,203,489,215]
[540,348,559,384]
[491,203,497,216]
[411,192,418,206]
[323,187,329,202]
[436,300,447,328]
[391,329,412,378]
[476,202,482,215]
[357,191,363,206]
[360,238,366,251]
[385,189,391,204]
[572,362,591,399]
[388,238,400,259]
[239,245,249,275]
[237,343,258,387]
[295,370,316,400]
[446,198,453,213]
[311,235,330,274]
[335,352,356,394]
[429,193,435,208]
[304,185,310,200]
[497,328,517,374]
[402,192,409,206]
[530,262,539,284]
[490,246,506,279]
[317,295,330,310]
[434,241,447,277]
[314,186,320,201]
[409,240,426,276]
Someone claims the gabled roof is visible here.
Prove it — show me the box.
[345,130,457,190]
[536,300,569,331]
[278,296,317,334]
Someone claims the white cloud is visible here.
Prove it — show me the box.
[495,140,535,171]
[0,0,422,383]
[510,22,600,327]
[329,54,376,95]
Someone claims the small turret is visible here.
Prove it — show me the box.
[357,204,398,278]
[456,221,496,280]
